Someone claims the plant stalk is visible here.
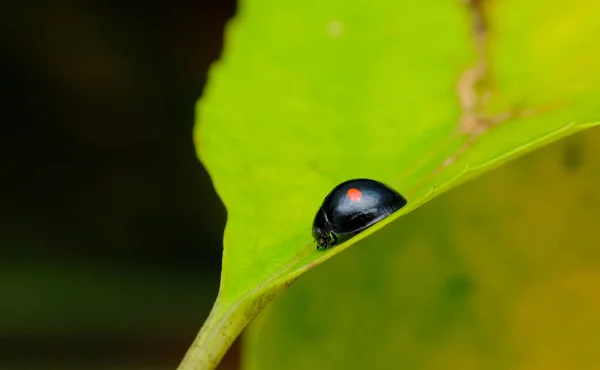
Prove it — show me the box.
[177,297,246,370]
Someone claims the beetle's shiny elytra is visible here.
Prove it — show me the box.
[312,178,407,250]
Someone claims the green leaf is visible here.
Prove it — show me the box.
[178,0,600,368]
[244,127,600,370]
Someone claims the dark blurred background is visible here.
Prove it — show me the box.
[1,1,237,369]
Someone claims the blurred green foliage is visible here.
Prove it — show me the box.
[2,1,236,370]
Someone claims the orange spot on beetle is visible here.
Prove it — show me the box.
[346,188,363,202]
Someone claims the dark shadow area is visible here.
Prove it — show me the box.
[1,1,237,369]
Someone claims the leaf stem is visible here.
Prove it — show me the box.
[177,297,247,370]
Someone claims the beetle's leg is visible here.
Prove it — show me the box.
[329,233,338,247]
